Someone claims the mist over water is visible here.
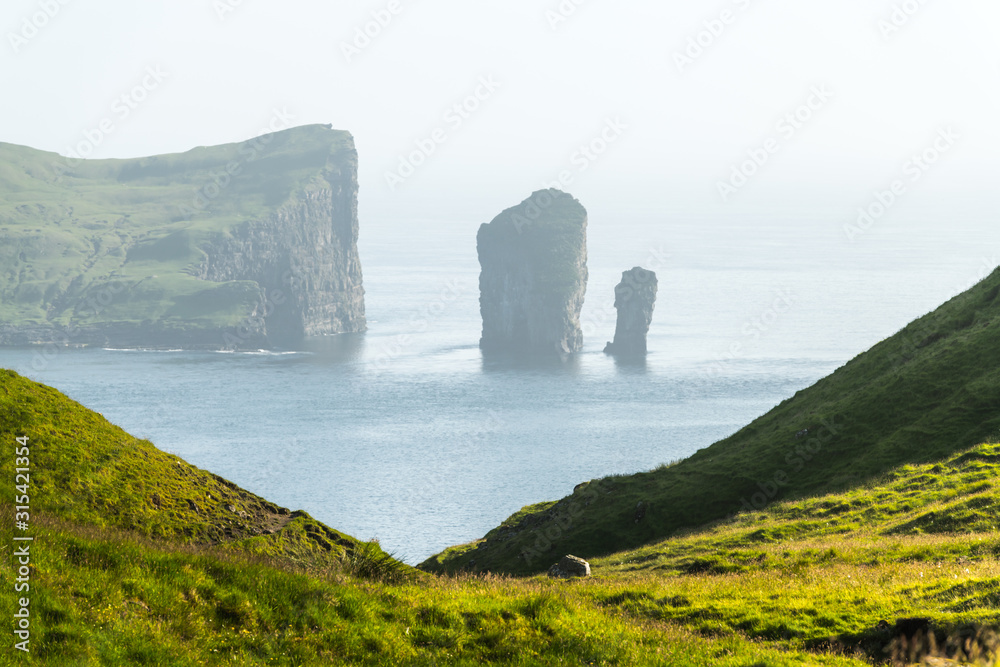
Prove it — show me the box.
[3,213,994,562]
[5,13,1000,667]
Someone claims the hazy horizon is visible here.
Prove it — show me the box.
[2,0,998,245]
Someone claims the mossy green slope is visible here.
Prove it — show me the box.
[595,441,1000,578]
[0,370,876,665]
[0,368,395,572]
[425,267,1000,576]
[3,516,872,666]
[0,124,354,342]
[3,373,1000,663]
[572,441,1000,664]
[3,389,1000,664]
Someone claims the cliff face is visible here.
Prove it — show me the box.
[477,190,588,354]
[0,124,365,349]
[198,168,365,344]
[604,267,658,357]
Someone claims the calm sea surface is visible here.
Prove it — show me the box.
[1,214,994,562]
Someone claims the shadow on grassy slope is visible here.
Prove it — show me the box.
[425,268,1000,576]
[5,370,1000,663]
[0,368,408,582]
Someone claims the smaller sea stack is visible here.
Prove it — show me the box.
[604,267,658,357]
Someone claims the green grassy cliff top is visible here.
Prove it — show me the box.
[0,124,359,337]
[0,124,354,231]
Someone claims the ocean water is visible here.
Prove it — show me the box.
[1,214,995,563]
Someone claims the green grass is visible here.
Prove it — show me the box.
[0,125,354,336]
[3,369,1000,663]
[423,442,1000,664]
[3,511,878,666]
[574,443,1000,664]
[0,368,402,577]
[7,257,1000,663]
[8,444,1000,665]
[427,265,1000,575]
[0,369,879,665]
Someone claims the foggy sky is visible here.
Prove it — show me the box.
[2,0,998,238]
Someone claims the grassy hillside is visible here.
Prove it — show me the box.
[554,441,1000,665]
[425,266,1000,576]
[3,515,878,666]
[2,372,1000,663]
[0,125,354,339]
[0,369,399,575]
[0,369,870,666]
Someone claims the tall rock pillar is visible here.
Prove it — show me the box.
[604,267,657,357]
[477,189,588,355]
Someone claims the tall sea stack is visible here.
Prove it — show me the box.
[477,189,588,355]
[604,267,657,357]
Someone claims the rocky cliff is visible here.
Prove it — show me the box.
[604,267,658,357]
[0,124,365,349]
[477,190,588,354]
[197,175,365,344]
